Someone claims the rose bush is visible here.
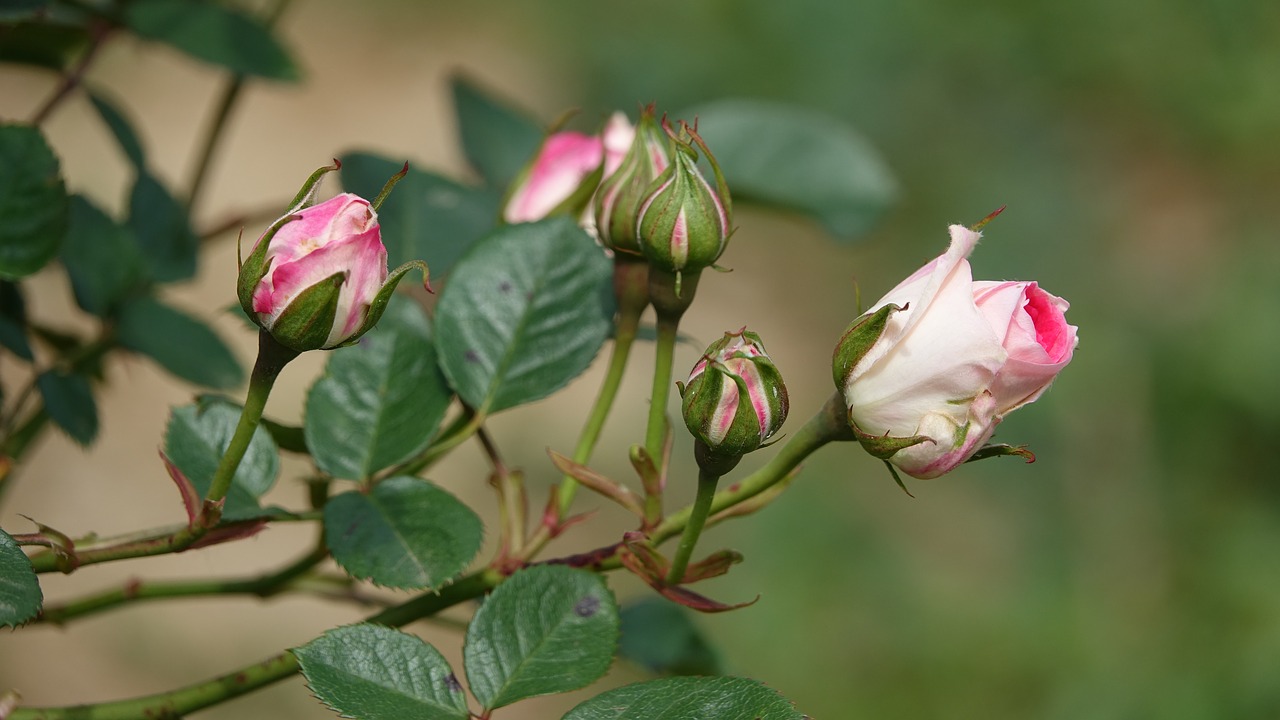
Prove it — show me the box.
[834,224,1077,479]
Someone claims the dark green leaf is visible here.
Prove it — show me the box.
[619,598,724,676]
[36,369,97,445]
[123,0,299,81]
[684,99,897,241]
[434,217,613,413]
[0,20,89,70]
[163,401,279,521]
[61,195,145,316]
[294,624,469,720]
[88,90,147,170]
[128,172,197,283]
[0,528,42,627]
[117,296,243,389]
[450,74,543,188]
[324,476,482,590]
[0,124,68,279]
[0,281,32,360]
[305,297,452,481]
[339,152,500,276]
[563,676,805,719]
[463,565,618,710]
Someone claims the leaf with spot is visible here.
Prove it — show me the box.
[339,152,500,277]
[0,528,42,628]
[294,624,469,720]
[463,565,618,710]
[563,676,806,719]
[434,217,613,414]
[324,476,482,590]
[305,297,452,481]
[163,401,279,521]
[683,98,897,241]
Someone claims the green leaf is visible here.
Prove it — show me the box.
[339,152,500,277]
[88,90,147,170]
[61,195,146,317]
[163,401,279,521]
[0,281,33,361]
[36,369,97,445]
[0,528,42,628]
[563,676,806,720]
[434,217,613,413]
[0,124,68,280]
[450,74,543,188]
[324,476,482,590]
[128,172,198,283]
[683,99,898,241]
[123,0,299,81]
[305,297,452,480]
[117,296,244,389]
[463,565,618,710]
[619,598,724,676]
[0,20,89,70]
[294,624,469,720]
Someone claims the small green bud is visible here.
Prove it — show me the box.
[681,329,788,462]
[636,120,732,278]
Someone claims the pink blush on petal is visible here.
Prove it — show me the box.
[1024,284,1072,362]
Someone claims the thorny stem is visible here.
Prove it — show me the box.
[7,397,851,718]
[35,542,328,625]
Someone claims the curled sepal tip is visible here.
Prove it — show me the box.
[964,443,1036,465]
[371,161,409,211]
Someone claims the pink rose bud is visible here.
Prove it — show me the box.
[238,162,425,353]
[832,224,1078,479]
[593,106,670,255]
[681,329,789,466]
[503,130,607,224]
[241,193,387,351]
[636,120,732,282]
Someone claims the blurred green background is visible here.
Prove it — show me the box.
[5,0,1280,717]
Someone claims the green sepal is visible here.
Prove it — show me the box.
[236,214,301,317]
[832,302,904,389]
[285,159,342,214]
[331,259,430,349]
[848,416,931,460]
[685,122,733,223]
[370,161,409,211]
[269,271,345,352]
[237,160,340,304]
[964,443,1035,465]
